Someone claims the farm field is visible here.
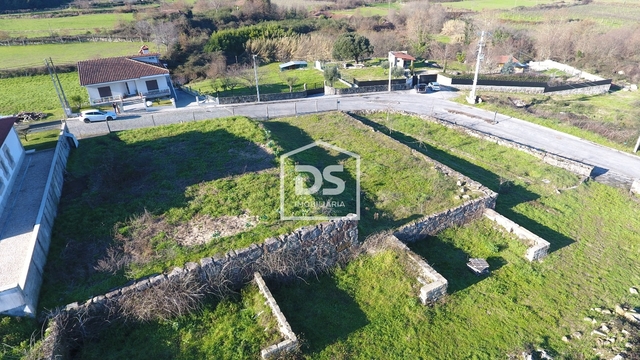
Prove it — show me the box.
[38,113,461,310]
[186,62,326,97]
[497,2,640,28]
[0,13,135,38]
[0,41,146,70]
[331,2,402,17]
[0,72,84,119]
[444,0,579,11]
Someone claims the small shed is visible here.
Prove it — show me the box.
[389,51,416,69]
[279,61,308,71]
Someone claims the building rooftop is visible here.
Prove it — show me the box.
[77,57,169,86]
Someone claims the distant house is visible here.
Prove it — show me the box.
[389,51,416,69]
[495,55,528,73]
[279,61,307,71]
[77,46,176,106]
[0,117,25,218]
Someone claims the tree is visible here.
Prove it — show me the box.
[69,94,84,111]
[282,74,298,93]
[152,21,178,53]
[391,66,405,78]
[332,33,374,64]
[324,65,340,87]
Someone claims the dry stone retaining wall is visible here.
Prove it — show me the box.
[483,209,550,261]
[324,83,411,95]
[254,272,298,359]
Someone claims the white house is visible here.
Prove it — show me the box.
[389,51,416,69]
[77,48,176,106]
[0,117,25,217]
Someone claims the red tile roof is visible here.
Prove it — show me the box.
[0,117,16,146]
[77,57,169,86]
[391,52,416,61]
[496,55,519,64]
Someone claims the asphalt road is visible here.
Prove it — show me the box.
[65,90,640,180]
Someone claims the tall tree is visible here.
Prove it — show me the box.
[332,33,374,64]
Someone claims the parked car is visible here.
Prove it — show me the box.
[427,82,441,91]
[80,109,117,123]
[417,83,428,92]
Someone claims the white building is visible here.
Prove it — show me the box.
[0,117,25,216]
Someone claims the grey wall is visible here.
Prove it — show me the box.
[324,83,411,95]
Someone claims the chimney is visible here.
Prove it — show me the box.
[139,45,150,55]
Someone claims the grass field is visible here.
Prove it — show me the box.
[340,65,406,82]
[331,2,402,17]
[0,41,147,70]
[20,129,60,151]
[187,62,326,97]
[38,113,461,310]
[268,112,640,358]
[78,285,281,359]
[444,0,579,11]
[0,13,134,38]
[0,72,85,119]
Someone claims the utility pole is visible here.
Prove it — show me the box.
[388,52,392,92]
[45,57,71,119]
[252,54,260,102]
[634,132,640,153]
[467,31,485,105]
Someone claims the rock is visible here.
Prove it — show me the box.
[456,180,465,186]
[616,305,626,316]
[454,195,461,200]
[603,340,611,346]
[607,337,616,343]
[631,84,638,91]
[592,330,607,337]
[622,329,630,335]
[542,179,550,184]
[522,352,532,360]
[601,325,610,333]
[562,336,570,342]
[602,309,612,315]
[462,194,471,199]
[459,187,465,193]
[595,307,603,313]
[611,354,625,360]
[584,317,595,322]
[572,331,583,339]
[624,311,640,323]
[626,342,633,348]
[630,287,638,295]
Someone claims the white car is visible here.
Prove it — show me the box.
[427,82,441,91]
[80,109,117,123]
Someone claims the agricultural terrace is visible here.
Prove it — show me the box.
[39,113,461,309]
[0,13,135,38]
[443,0,581,11]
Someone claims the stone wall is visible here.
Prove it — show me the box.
[324,83,411,95]
[631,179,640,195]
[544,84,611,96]
[384,235,448,304]
[350,109,594,178]
[254,272,298,359]
[528,60,605,81]
[483,209,550,261]
[451,84,545,94]
[217,91,307,105]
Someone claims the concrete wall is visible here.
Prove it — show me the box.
[19,125,74,315]
[254,272,298,359]
[528,60,605,81]
[483,209,550,261]
[324,83,411,95]
[544,84,610,96]
[87,75,170,103]
[217,91,307,105]
[0,128,25,220]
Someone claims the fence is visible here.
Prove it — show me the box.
[16,124,75,316]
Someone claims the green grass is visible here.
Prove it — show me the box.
[77,285,281,359]
[0,42,147,70]
[39,113,461,309]
[0,72,85,119]
[0,316,39,359]
[187,62,325,97]
[453,91,640,152]
[20,129,60,151]
[0,13,134,38]
[340,65,405,82]
[332,2,402,17]
[268,112,640,358]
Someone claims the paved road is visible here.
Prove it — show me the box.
[65,90,640,181]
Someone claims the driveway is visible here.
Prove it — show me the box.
[65,90,640,181]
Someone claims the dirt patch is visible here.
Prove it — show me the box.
[173,213,259,247]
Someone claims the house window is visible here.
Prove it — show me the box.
[3,145,14,169]
[146,80,159,91]
[0,158,8,179]
[98,86,112,98]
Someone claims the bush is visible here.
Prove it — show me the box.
[324,65,340,86]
